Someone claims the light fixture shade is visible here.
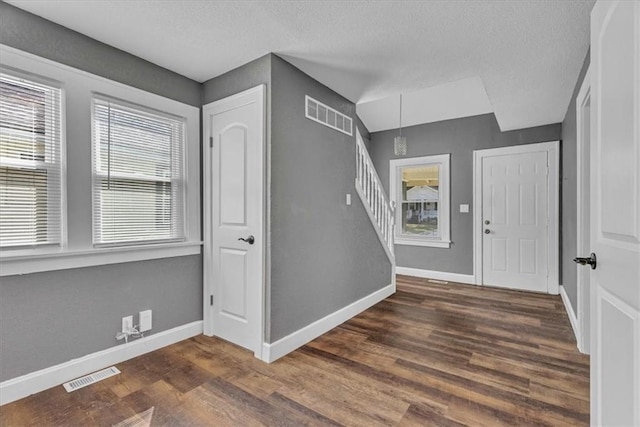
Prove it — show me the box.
[394,135,407,156]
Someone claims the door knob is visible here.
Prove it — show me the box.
[573,252,597,270]
[484,220,490,225]
[238,235,255,245]
[484,229,490,234]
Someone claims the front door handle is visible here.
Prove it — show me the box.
[238,235,255,245]
[573,252,597,270]
[484,229,490,234]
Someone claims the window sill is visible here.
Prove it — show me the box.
[0,241,203,277]
[395,238,451,248]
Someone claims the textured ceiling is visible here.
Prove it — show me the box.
[7,0,593,131]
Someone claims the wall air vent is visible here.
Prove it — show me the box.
[63,366,121,392]
[305,95,353,136]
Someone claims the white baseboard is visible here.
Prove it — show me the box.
[396,266,475,285]
[0,321,203,406]
[262,283,395,363]
[559,285,580,346]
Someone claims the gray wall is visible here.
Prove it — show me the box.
[269,56,391,342]
[1,256,202,381]
[370,114,561,275]
[0,4,203,382]
[202,54,271,105]
[355,115,372,152]
[561,50,591,315]
[0,1,200,107]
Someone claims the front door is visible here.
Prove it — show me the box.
[589,1,640,425]
[478,142,558,293]
[203,85,265,356]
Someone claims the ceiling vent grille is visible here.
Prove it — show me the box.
[305,95,353,136]
[63,366,121,392]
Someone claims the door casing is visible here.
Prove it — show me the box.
[202,85,266,360]
[472,141,560,293]
[576,65,592,354]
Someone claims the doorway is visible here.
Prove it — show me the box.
[202,85,266,359]
[473,141,559,293]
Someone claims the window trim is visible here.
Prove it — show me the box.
[390,154,451,248]
[0,44,201,276]
[0,67,67,252]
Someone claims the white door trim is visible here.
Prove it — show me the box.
[576,65,592,354]
[202,85,266,360]
[472,141,560,294]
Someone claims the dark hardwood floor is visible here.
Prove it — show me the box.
[0,275,590,426]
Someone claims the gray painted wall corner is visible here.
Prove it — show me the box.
[201,53,272,105]
[268,55,391,343]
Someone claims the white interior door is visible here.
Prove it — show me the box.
[203,85,265,357]
[589,1,640,425]
[475,142,559,293]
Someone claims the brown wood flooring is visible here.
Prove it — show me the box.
[1,275,590,426]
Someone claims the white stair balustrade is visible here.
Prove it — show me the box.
[355,130,395,262]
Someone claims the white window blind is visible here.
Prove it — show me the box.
[0,71,63,249]
[92,96,185,246]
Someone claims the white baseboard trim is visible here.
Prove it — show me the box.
[559,285,580,346]
[262,283,395,363]
[396,266,475,285]
[0,320,203,406]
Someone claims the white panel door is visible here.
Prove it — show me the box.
[589,1,640,425]
[203,85,265,356]
[482,150,549,292]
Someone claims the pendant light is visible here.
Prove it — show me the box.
[394,93,407,156]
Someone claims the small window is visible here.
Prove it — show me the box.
[0,70,63,250]
[92,96,185,246]
[390,154,451,248]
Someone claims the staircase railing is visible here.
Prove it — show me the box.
[355,130,395,262]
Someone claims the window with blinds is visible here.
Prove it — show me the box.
[0,71,63,249]
[92,96,185,246]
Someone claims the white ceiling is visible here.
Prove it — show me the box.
[8,0,593,132]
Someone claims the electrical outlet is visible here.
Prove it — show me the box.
[122,315,133,333]
[139,310,152,332]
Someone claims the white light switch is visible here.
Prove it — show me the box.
[460,204,469,213]
[346,193,351,206]
[139,310,152,332]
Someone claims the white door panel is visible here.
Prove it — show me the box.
[203,85,265,357]
[481,151,549,292]
[590,2,640,425]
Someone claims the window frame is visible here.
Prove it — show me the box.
[90,94,187,247]
[0,45,201,277]
[0,67,67,253]
[389,154,451,248]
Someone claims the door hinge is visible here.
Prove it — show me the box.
[209,136,213,148]
[210,295,214,306]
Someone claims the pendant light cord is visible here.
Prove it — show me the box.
[399,94,403,138]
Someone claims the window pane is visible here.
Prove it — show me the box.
[0,79,47,162]
[401,164,440,238]
[0,72,62,249]
[92,97,185,246]
[0,167,48,246]
[98,179,173,244]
